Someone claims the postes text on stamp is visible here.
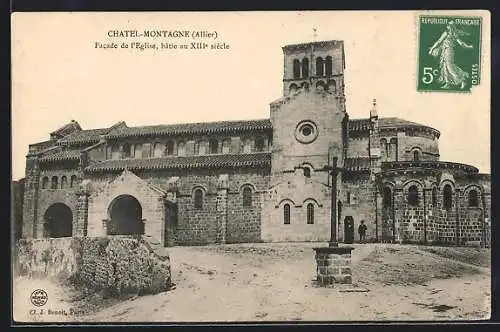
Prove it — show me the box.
[417,15,482,93]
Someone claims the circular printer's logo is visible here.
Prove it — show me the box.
[30,289,48,307]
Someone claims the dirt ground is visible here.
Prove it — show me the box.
[13,243,491,323]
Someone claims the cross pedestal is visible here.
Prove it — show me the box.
[313,246,354,286]
[313,157,354,286]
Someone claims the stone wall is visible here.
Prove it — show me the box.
[13,179,25,241]
[477,175,492,247]
[282,41,344,96]
[39,164,81,190]
[346,137,369,157]
[341,172,377,242]
[15,236,171,296]
[261,167,332,242]
[270,89,346,174]
[226,190,262,243]
[141,168,269,245]
[30,162,82,238]
[429,177,488,246]
[394,182,426,243]
[21,112,488,249]
[22,157,40,239]
[399,134,440,161]
[175,193,218,245]
[455,177,489,245]
[84,167,270,246]
[176,169,269,245]
[347,129,439,162]
[432,179,459,244]
[86,170,167,244]
[380,169,490,246]
[314,247,353,285]
[36,187,79,237]
[266,88,347,243]
[261,199,331,242]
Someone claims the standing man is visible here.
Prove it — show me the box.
[358,220,367,244]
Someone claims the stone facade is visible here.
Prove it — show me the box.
[18,40,491,248]
[378,164,490,246]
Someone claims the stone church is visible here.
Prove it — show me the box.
[21,40,491,247]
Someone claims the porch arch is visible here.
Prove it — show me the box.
[43,203,73,238]
[107,194,144,235]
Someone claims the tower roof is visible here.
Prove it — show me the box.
[282,40,344,52]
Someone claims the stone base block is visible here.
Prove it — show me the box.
[313,246,354,286]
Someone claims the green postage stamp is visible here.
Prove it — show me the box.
[417,15,482,93]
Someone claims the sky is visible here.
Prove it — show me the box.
[11,10,491,180]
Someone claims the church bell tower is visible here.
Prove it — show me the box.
[262,40,349,242]
[282,40,346,100]
[270,39,348,179]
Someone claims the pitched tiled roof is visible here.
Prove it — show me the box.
[380,117,433,129]
[48,116,438,145]
[38,149,82,162]
[348,117,440,136]
[58,128,110,144]
[29,140,54,149]
[28,140,57,156]
[343,157,372,171]
[106,119,272,139]
[50,120,82,137]
[85,153,272,172]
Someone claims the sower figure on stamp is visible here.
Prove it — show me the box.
[428,21,474,89]
[358,220,367,244]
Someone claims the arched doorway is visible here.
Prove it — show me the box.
[344,216,354,244]
[44,203,73,238]
[107,195,144,235]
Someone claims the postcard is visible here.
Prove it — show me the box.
[11,10,491,323]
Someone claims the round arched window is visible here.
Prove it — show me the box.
[295,120,318,144]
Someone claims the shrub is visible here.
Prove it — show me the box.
[16,236,171,297]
